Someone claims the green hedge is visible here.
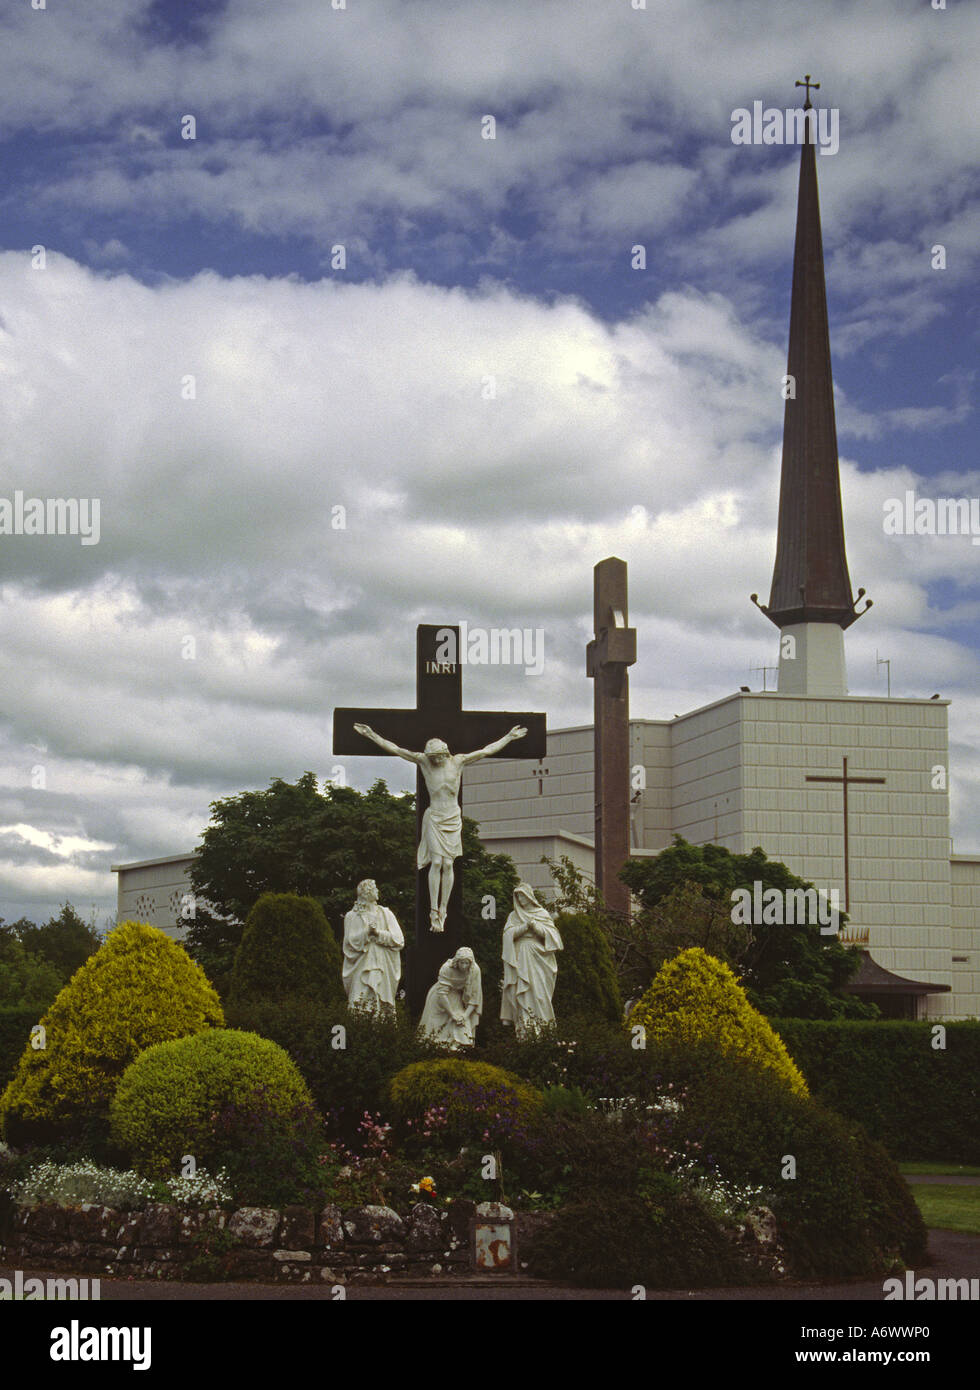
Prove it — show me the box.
[0,1009,38,1090]
[771,1019,980,1162]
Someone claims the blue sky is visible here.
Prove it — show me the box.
[0,0,977,927]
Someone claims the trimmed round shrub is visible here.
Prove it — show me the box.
[229,893,343,1007]
[628,947,807,1096]
[0,921,223,1146]
[551,912,623,1023]
[388,1058,542,1146]
[109,1028,314,1178]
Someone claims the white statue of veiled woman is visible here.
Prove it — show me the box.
[500,883,563,1036]
[418,947,483,1049]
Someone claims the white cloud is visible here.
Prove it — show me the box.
[0,251,978,923]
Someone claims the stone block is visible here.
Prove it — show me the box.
[134,1245,175,1263]
[177,1209,227,1244]
[273,1249,312,1262]
[280,1205,314,1248]
[475,1201,514,1221]
[139,1203,179,1246]
[228,1207,280,1248]
[406,1202,443,1251]
[113,1212,143,1247]
[24,1203,68,1239]
[222,1248,277,1279]
[67,1205,123,1242]
[342,1205,404,1244]
[318,1205,344,1248]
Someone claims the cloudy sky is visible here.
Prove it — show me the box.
[0,0,977,928]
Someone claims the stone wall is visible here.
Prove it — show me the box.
[1,1198,536,1284]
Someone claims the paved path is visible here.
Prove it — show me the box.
[3,1229,976,1300]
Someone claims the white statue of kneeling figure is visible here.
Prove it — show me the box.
[418,947,483,1049]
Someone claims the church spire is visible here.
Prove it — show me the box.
[751,77,870,696]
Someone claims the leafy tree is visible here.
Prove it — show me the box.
[186,774,519,1001]
[17,903,102,980]
[190,774,415,931]
[229,893,344,1007]
[619,838,876,1019]
[0,937,64,1012]
[612,881,751,1002]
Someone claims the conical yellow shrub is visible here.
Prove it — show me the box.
[627,947,808,1096]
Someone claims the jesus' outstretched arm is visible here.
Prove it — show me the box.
[352,723,424,764]
[458,725,528,766]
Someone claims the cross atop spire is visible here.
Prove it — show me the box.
[795,73,820,109]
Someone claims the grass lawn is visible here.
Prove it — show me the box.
[899,1162,980,1177]
[910,1185,980,1235]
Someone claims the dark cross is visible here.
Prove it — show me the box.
[795,73,820,109]
[532,764,549,795]
[586,557,637,919]
[805,755,886,911]
[334,624,546,1012]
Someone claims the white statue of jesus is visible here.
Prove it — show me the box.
[352,723,527,931]
[342,879,404,1014]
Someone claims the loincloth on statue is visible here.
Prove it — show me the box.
[417,804,463,867]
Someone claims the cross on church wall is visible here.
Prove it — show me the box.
[804,755,886,912]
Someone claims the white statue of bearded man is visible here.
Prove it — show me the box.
[500,883,563,1036]
[418,947,483,1049]
[342,879,404,1014]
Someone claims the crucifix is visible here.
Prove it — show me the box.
[586,557,637,919]
[334,624,546,1012]
[805,755,885,911]
[795,73,820,108]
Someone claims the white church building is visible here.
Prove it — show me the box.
[113,102,980,1020]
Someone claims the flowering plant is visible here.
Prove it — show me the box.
[409,1175,438,1200]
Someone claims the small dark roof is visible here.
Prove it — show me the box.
[842,950,951,996]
